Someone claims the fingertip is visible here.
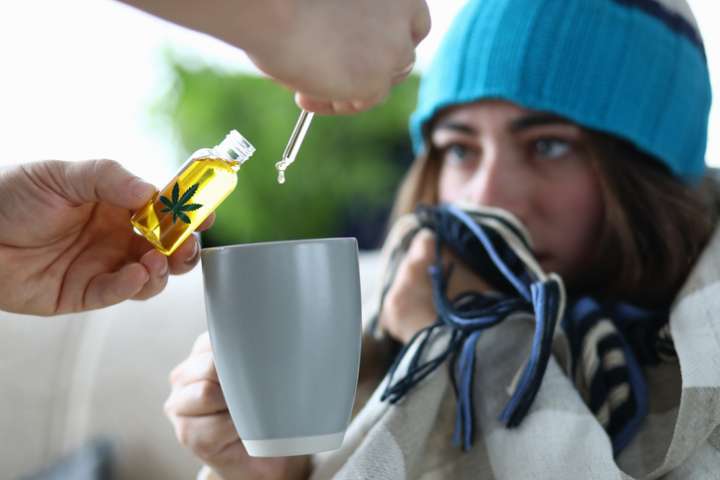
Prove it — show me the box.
[126,263,150,298]
[392,61,415,85]
[407,229,437,261]
[295,93,335,115]
[130,177,156,202]
[167,235,201,275]
[411,1,432,44]
[330,100,361,115]
[140,249,169,277]
[296,92,382,115]
[414,229,435,245]
[192,331,212,353]
[184,238,200,266]
[125,261,151,289]
[94,160,157,209]
[196,213,216,232]
[131,254,170,301]
[294,91,304,108]
[294,93,314,111]
[350,95,383,112]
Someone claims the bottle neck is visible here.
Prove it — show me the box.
[213,130,256,165]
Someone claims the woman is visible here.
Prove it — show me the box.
[164,0,719,478]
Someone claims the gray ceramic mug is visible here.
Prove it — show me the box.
[200,238,362,457]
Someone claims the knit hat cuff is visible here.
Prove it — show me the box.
[410,0,712,181]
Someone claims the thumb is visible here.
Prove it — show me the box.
[57,159,156,209]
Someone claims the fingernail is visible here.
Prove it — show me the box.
[158,259,168,276]
[392,60,416,83]
[140,267,150,284]
[352,99,367,111]
[131,178,155,199]
[186,240,200,264]
[145,251,167,276]
[399,60,415,76]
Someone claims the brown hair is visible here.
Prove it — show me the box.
[387,131,717,305]
[581,134,716,304]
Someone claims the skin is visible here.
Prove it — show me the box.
[165,100,605,479]
[432,101,604,277]
[0,159,213,315]
[119,0,431,114]
[382,100,604,342]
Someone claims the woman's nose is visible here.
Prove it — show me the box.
[463,152,530,217]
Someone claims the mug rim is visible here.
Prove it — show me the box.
[200,237,357,256]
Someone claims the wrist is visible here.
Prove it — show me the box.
[285,455,311,480]
[120,0,296,62]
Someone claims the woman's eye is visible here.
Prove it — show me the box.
[443,144,475,164]
[533,138,571,159]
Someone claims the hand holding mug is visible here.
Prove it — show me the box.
[164,332,310,480]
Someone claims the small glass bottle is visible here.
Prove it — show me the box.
[131,130,255,256]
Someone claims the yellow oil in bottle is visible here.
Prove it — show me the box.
[131,157,240,255]
[131,129,254,255]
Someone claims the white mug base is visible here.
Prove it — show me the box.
[243,431,345,457]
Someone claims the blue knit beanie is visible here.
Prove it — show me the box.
[410,0,712,181]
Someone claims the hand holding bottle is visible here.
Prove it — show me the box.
[0,159,213,315]
[165,332,311,480]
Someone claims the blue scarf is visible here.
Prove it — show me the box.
[377,204,672,455]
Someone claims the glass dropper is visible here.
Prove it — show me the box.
[275,110,315,184]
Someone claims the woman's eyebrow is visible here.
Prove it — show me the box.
[434,114,575,137]
[509,113,574,132]
[433,121,477,136]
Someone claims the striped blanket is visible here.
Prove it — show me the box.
[310,208,720,480]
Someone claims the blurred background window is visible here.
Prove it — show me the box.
[1,0,718,249]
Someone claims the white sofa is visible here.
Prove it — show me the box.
[0,251,382,479]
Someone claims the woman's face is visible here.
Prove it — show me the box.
[432,100,604,280]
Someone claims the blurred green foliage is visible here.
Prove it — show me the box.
[154,57,419,248]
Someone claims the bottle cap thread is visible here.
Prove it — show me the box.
[217,130,256,164]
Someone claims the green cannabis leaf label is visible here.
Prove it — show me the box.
[159,182,202,224]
